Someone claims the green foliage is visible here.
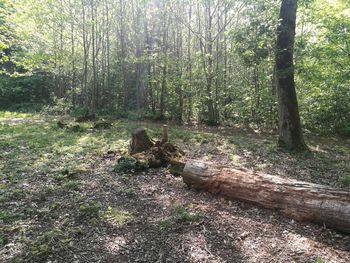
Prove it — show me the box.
[173,206,204,223]
[103,207,133,225]
[115,110,166,122]
[0,234,8,249]
[159,219,172,232]
[29,228,73,260]
[8,189,27,200]
[78,202,100,219]
[63,180,80,191]
[0,0,349,135]
[0,75,51,110]
[313,257,325,263]
[114,156,149,173]
[335,123,350,137]
[340,176,350,187]
[41,96,72,116]
[296,0,350,135]
[118,186,136,196]
[0,211,21,223]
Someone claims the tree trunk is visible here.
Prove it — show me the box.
[275,0,307,151]
[119,0,128,110]
[90,0,97,115]
[186,3,193,123]
[183,160,350,234]
[134,3,147,111]
[160,15,168,118]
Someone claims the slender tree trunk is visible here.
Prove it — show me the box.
[205,0,217,125]
[119,0,128,110]
[69,0,77,107]
[187,3,193,123]
[105,0,111,106]
[175,8,183,124]
[91,0,97,115]
[198,0,217,126]
[59,0,64,98]
[275,0,307,151]
[134,2,147,111]
[160,6,168,118]
[82,2,89,108]
[223,3,228,92]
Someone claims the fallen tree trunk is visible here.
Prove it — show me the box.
[183,160,350,233]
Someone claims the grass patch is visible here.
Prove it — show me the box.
[78,202,100,219]
[313,257,325,263]
[118,186,136,196]
[29,228,73,261]
[9,189,27,200]
[173,206,204,223]
[0,211,21,223]
[0,111,32,118]
[159,219,172,232]
[63,180,80,191]
[340,176,350,187]
[104,206,133,225]
[1,113,349,262]
[114,156,148,173]
[230,154,241,165]
[0,235,8,248]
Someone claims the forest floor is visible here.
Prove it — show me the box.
[0,112,349,263]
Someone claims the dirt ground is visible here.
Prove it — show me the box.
[0,115,349,262]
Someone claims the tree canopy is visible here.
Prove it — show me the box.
[0,0,349,135]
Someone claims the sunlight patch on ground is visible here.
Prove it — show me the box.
[183,232,223,263]
[103,207,134,226]
[104,236,127,253]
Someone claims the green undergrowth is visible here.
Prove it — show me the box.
[114,156,149,173]
[0,111,349,262]
[103,206,134,225]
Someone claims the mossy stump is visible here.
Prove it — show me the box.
[119,127,185,175]
[130,128,154,154]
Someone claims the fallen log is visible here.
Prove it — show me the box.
[183,160,350,233]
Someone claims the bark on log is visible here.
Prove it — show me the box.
[130,128,154,154]
[183,160,350,233]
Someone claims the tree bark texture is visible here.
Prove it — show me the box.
[183,160,350,233]
[130,128,154,154]
[275,0,306,151]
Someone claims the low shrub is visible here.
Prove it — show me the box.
[114,156,148,173]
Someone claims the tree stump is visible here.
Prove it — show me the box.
[130,128,154,154]
[162,125,168,143]
[117,127,185,173]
